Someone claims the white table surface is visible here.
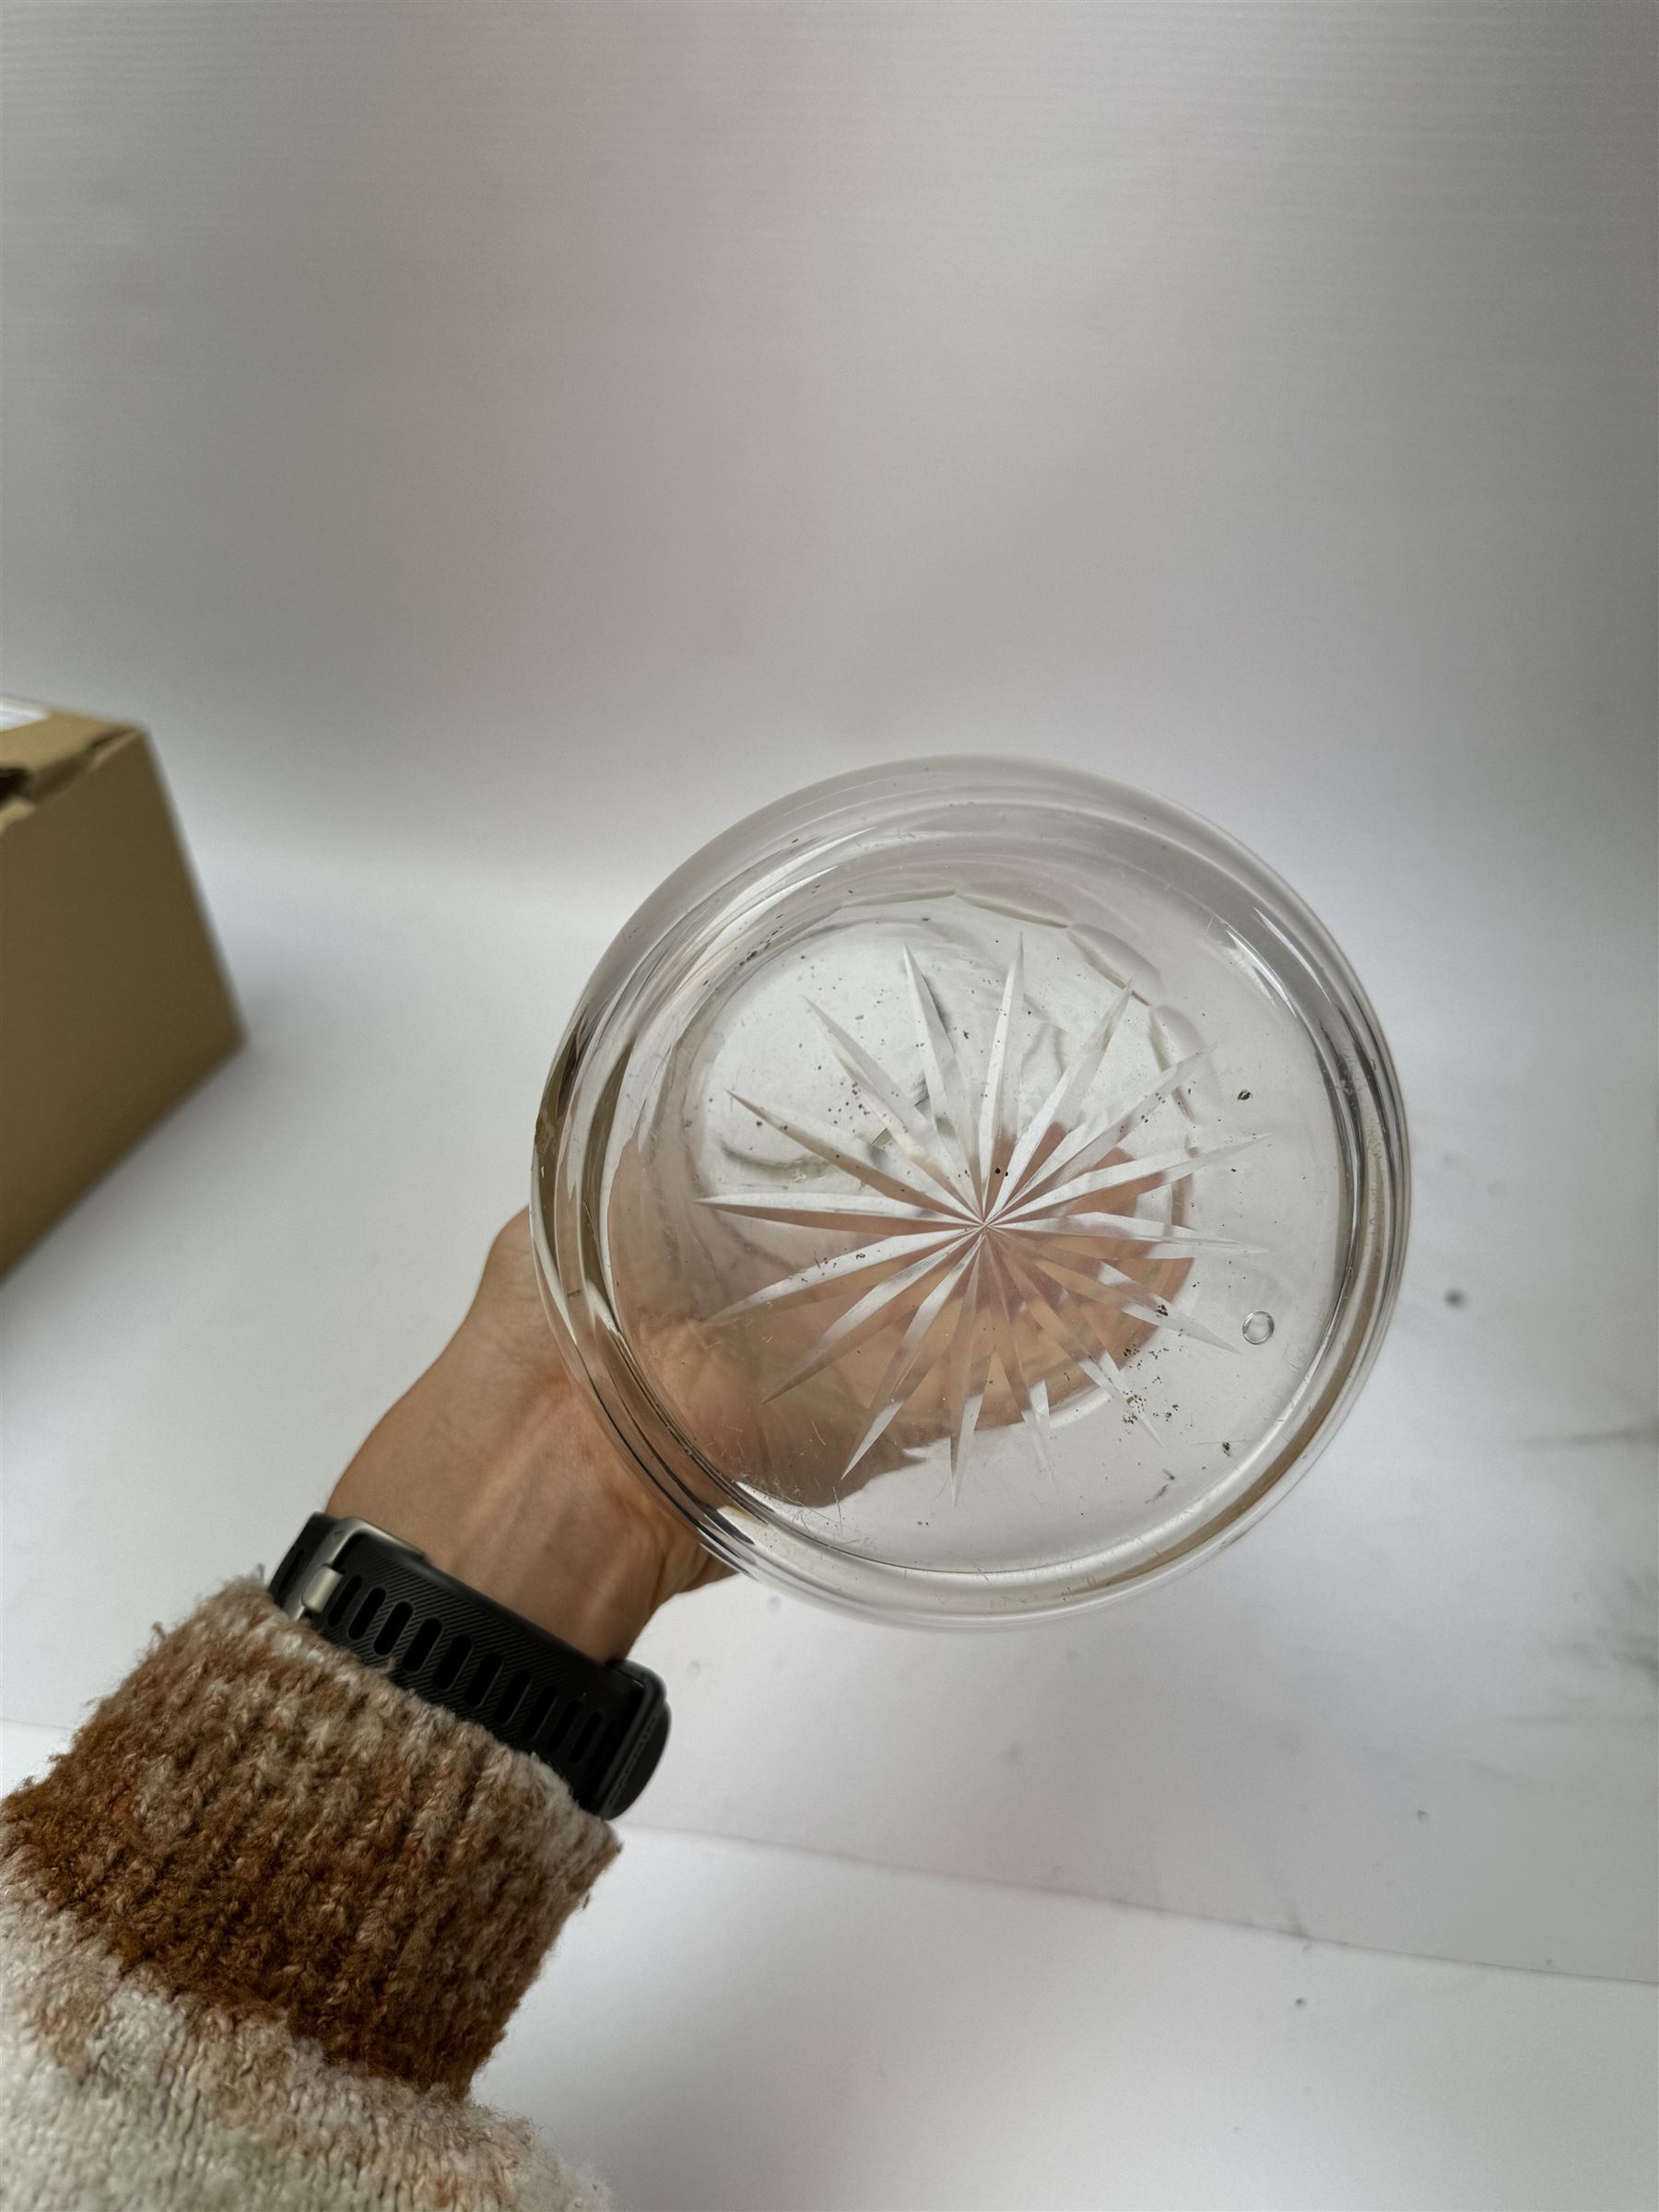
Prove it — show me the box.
[4,848,1653,1988]
[4,1712,1654,2212]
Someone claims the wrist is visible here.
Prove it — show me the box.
[326,1345,674,1661]
[271,1518,671,1818]
[411,1483,666,1662]
[324,1209,721,1664]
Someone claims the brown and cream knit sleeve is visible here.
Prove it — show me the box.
[0,1579,620,2211]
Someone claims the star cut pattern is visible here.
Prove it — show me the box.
[704,948,1249,1493]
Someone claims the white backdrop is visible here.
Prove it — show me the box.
[4,0,1656,1992]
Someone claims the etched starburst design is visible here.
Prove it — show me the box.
[702,949,1252,1496]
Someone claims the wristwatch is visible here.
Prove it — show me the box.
[269,1513,670,1818]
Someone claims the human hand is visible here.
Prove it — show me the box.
[328,1211,724,1661]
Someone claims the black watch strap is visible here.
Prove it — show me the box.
[269,1513,669,1818]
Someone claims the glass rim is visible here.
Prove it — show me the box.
[534,755,1411,1625]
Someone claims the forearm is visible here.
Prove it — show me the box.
[0,1580,617,2211]
[0,1215,702,2209]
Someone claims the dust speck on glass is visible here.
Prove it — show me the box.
[533,759,1407,1624]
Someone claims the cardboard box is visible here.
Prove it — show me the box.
[0,700,241,1274]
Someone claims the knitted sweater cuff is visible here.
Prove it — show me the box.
[0,1578,618,2090]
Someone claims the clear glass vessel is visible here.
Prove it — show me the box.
[533,759,1408,1624]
